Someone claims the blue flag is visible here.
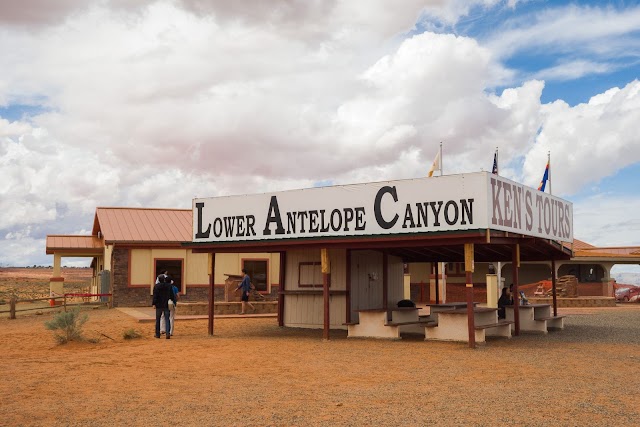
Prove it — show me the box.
[492,152,498,175]
[538,162,549,192]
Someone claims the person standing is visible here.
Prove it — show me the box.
[497,287,511,319]
[156,270,172,285]
[153,275,175,339]
[236,268,255,314]
[158,271,177,336]
[161,281,180,336]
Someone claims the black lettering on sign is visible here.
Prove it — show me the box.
[263,196,285,235]
[374,186,399,229]
[490,177,503,226]
[195,202,211,239]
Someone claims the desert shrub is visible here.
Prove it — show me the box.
[123,328,142,340]
[44,308,88,344]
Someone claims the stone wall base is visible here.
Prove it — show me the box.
[528,297,616,307]
[178,301,278,315]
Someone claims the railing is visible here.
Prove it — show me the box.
[3,293,112,319]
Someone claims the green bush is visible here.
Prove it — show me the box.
[44,308,88,344]
[123,328,142,340]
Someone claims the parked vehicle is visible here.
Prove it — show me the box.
[615,286,640,302]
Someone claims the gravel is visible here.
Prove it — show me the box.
[3,305,639,426]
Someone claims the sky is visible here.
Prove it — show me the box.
[0,0,639,273]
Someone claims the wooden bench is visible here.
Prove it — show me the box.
[385,320,436,327]
[505,304,561,333]
[535,315,565,330]
[425,306,511,343]
[347,310,401,339]
[475,320,514,330]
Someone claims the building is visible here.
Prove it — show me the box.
[46,207,281,306]
[407,239,640,303]
[188,172,576,345]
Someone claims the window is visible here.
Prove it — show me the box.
[446,262,465,277]
[242,259,268,292]
[155,259,183,288]
[298,262,324,288]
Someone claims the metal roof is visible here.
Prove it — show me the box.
[574,246,640,259]
[45,235,103,255]
[92,207,192,243]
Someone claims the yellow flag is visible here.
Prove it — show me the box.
[428,150,440,177]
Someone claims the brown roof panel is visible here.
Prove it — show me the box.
[575,246,640,258]
[46,235,103,254]
[572,239,596,250]
[95,207,192,243]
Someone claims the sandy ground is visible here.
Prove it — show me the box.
[3,305,640,427]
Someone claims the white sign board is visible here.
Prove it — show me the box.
[193,172,573,244]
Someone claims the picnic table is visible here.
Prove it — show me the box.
[425,306,512,343]
[505,304,565,333]
[424,302,479,323]
[345,307,435,339]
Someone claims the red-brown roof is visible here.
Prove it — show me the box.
[561,238,640,259]
[571,238,596,250]
[574,246,640,259]
[92,207,192,243]
[45,235,103,255]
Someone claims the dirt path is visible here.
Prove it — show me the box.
[3,306,640,426]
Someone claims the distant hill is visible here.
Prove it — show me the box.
[613,273,640,286]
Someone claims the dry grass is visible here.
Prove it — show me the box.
[0,267,92,303]
[3,304,640,426]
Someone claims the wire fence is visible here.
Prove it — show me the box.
[1,293,112,319]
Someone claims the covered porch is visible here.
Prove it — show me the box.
[45,235,109,303]
[188,171,574,348]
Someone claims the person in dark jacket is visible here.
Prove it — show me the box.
[497,286,511,319]
[152,275,176,339]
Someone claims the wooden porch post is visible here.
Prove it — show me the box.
[512,244,520,336]
[464,243,476,348]
[551,259,558,317]
[208,252,216,336]
[382,252,388,310]
[346,249,352,324]
[321,248,330,340]
[278,251,286,327]
[434,262,440,304]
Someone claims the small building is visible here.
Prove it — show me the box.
[406,239,640,302]
[188,172,577,345]
[46,207,281,306]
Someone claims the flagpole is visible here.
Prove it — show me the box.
[496,147,499,175]
[548,151,552,195]
[439,142,443,176]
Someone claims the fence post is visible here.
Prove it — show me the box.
[64,295,67,312]
[10,296,17,319]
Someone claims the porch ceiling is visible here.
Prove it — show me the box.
[186,229,572,263]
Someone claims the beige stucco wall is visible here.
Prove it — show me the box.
[408,262,431,283]
[213,252,281,288]
[104,245,113,271]
[128,249,280,293]
[186,251,209,285]
[130,248,211,292]
[130,250,152,285]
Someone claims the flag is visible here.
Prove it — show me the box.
[538,161,549,192]
[428,151,440,177]
[492,151,498,175]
